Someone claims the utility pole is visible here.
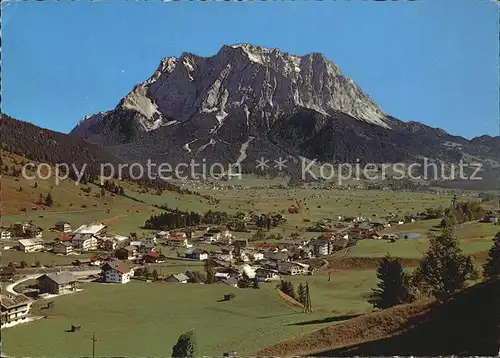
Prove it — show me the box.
[91,332,97,358]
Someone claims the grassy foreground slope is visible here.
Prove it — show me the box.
[257,279,499,357]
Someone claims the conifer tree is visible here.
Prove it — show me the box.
[415,228,477,301]
[172,330,197,358]
[368,254,414,309]
[483,232,500,280]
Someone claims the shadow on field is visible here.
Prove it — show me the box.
[259,312,304,319]
[287,314,361,326]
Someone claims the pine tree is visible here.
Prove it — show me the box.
[152,269,159,282]
[237,273,252,288]
[483,232,500,280]
[44,193,53,206]
[205,259,215,284]
[304,282,312,312]
[368,254,414,309]
[297,283,307,305]
[253,276,260,289]
[101,187,106,197]
[171,330,197,358]
[415,228,477,301]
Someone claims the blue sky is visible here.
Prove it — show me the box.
[2,0,498,138]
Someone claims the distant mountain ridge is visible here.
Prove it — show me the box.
[66,44,497,169]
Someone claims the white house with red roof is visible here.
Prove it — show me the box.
[100,262,134,284]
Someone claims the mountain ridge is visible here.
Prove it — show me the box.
[70,44,498,170]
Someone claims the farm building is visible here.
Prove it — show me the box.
[0,267,16,281]
[215,277,238,287]
[165,273,189,283]
[1,230,11,240]
[55,221,72,233]
[101,263,134,284]
[38,272,78,295]
[115,246,137,260]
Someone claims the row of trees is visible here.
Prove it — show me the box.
[144,207,231,230]
[369,228,500,309]
[439,201,486,228]
[144,210,203,230]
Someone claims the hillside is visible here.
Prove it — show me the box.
[257,279,500,356]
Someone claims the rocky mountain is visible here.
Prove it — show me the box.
[71,44,498,174]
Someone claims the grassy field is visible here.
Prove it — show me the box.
[3,270,377,357]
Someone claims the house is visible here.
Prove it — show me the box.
[143,236,157,245]
[57,235,72,243]
[233,239,248,248]
[172,232,187,238]
[255,268,281,282]
[185,248,209,261]
[248,251,264,261]
[129,240,143,248]
[166,236,190,248]
[73,223,106,235]
[101,262,134,284]
[331,238,349,251]
[72,234,98,251]
[113,235,129,242]
[115,246,137,260]
[200,232,219,244]
[99,238,117,251]
[38,272,78,294]
[1,294,32,328]
[217,247,234,262]
[215,272,231,280]
[277,261,310,276]
[1,230,11,240]
[55,221,72,233]
[53,242,73,255]
[144,250,165,264]
[389,219,405,226]
[0,266,16,281]
[263,251,289,262]
[165,273,189,283]
[136,242,156,254]
[18,238,44,253]
[26,227,43,239]
[157,231,169,239]
[215,277,239,287]
[311,238,331,257]
[75,256,101,267]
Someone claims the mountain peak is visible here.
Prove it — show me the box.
[71,44,391,147]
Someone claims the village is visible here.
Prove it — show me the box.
[3,201,497,331]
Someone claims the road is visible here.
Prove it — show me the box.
[5,269,100,296]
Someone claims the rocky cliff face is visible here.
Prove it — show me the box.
[71,44,498,172]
